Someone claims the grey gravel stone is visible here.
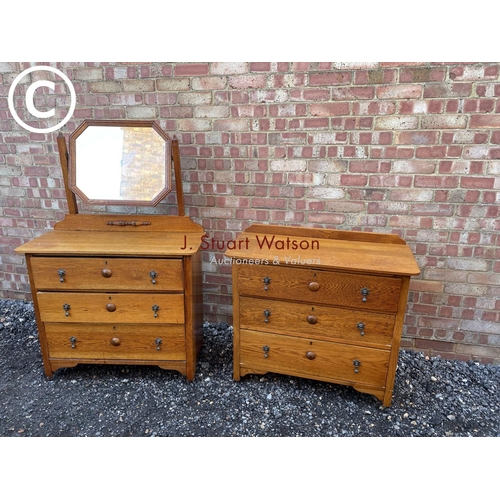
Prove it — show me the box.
[0,298,499,437]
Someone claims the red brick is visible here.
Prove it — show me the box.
[303,89,331,101]
[309,72,352,86]
[349,160,390,173]
[291,62,310,71]
[416,146,448,158]
[310,102,350,116]
[340,174,368,186]
[174,64,209,76]
[460,177,496,189]
[470,115,500,128]
[492,131,500,144]
[250,62,271,72]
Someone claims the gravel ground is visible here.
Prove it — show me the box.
[1,298,499,437]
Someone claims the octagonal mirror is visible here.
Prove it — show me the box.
[69,120,172,206]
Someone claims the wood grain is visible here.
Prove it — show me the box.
[239,296,395,347]
[229,224,419,406]
[45,323,185,360]
[30,257,184,291]
[239,329,390,388]
[37,292,185,324]
[15,230,203,256]
[57,133,78,215]
[236,265,402,313]
[226,226,420,276]
[243,223,407,244]
[52,214,203,232]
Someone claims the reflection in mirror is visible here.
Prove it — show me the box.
[69,121,172,206]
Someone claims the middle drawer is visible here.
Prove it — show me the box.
[239,297,395,347]
[37,292,185,324]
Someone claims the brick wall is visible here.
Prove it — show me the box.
[1,62,499,364]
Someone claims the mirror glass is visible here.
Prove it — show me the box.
[69,121,172,206]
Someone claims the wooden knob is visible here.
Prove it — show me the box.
[306,351,316,360]
[102,268,112,278]
[307,315,317,324]
[110,338,121,346]
[106,303,116,312]
[308,281,320,291]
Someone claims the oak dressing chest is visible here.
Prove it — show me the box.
[16,120,204,379]
[226,224,420,406]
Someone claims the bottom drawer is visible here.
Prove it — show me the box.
[239,329,390,388]
[45,323,186,361]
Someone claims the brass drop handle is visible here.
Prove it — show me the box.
[361,287,369,303]
[110,337,121,346]
[306,351,316,360]
[58,269,66,283]
[155,338,162,351]
[102,268,112,278]
[150,271,158,284]
[106,303,116,312]
[63,303,71,317]
[307,315,317,325]
[353,359,361,373]
[357,322,365,336]
[262,345,270,358]
[263,277,271,291]
[152,304,160,318]
[308,282,320,291]
[69,336,77,349]
[263,309,271,323]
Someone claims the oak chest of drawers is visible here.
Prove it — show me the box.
[16,214,204,379]
[226,224,420,406]
[15,120,206,380]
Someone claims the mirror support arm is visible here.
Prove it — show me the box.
[57,132,78,215]
[172,137,185,216]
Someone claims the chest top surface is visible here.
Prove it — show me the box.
[225,224,420,277]
[15,214,205,257]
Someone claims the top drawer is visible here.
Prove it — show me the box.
[30,257,184,291]
[235,264,402,313]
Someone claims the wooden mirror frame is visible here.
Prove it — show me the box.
[68,120,173,207]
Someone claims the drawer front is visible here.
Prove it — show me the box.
[236,265,401,313]
[239,329,390,387]
[45,323,185,360]
[37,292,184,324]
[239,297,395,347]
[30,257,184,291]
